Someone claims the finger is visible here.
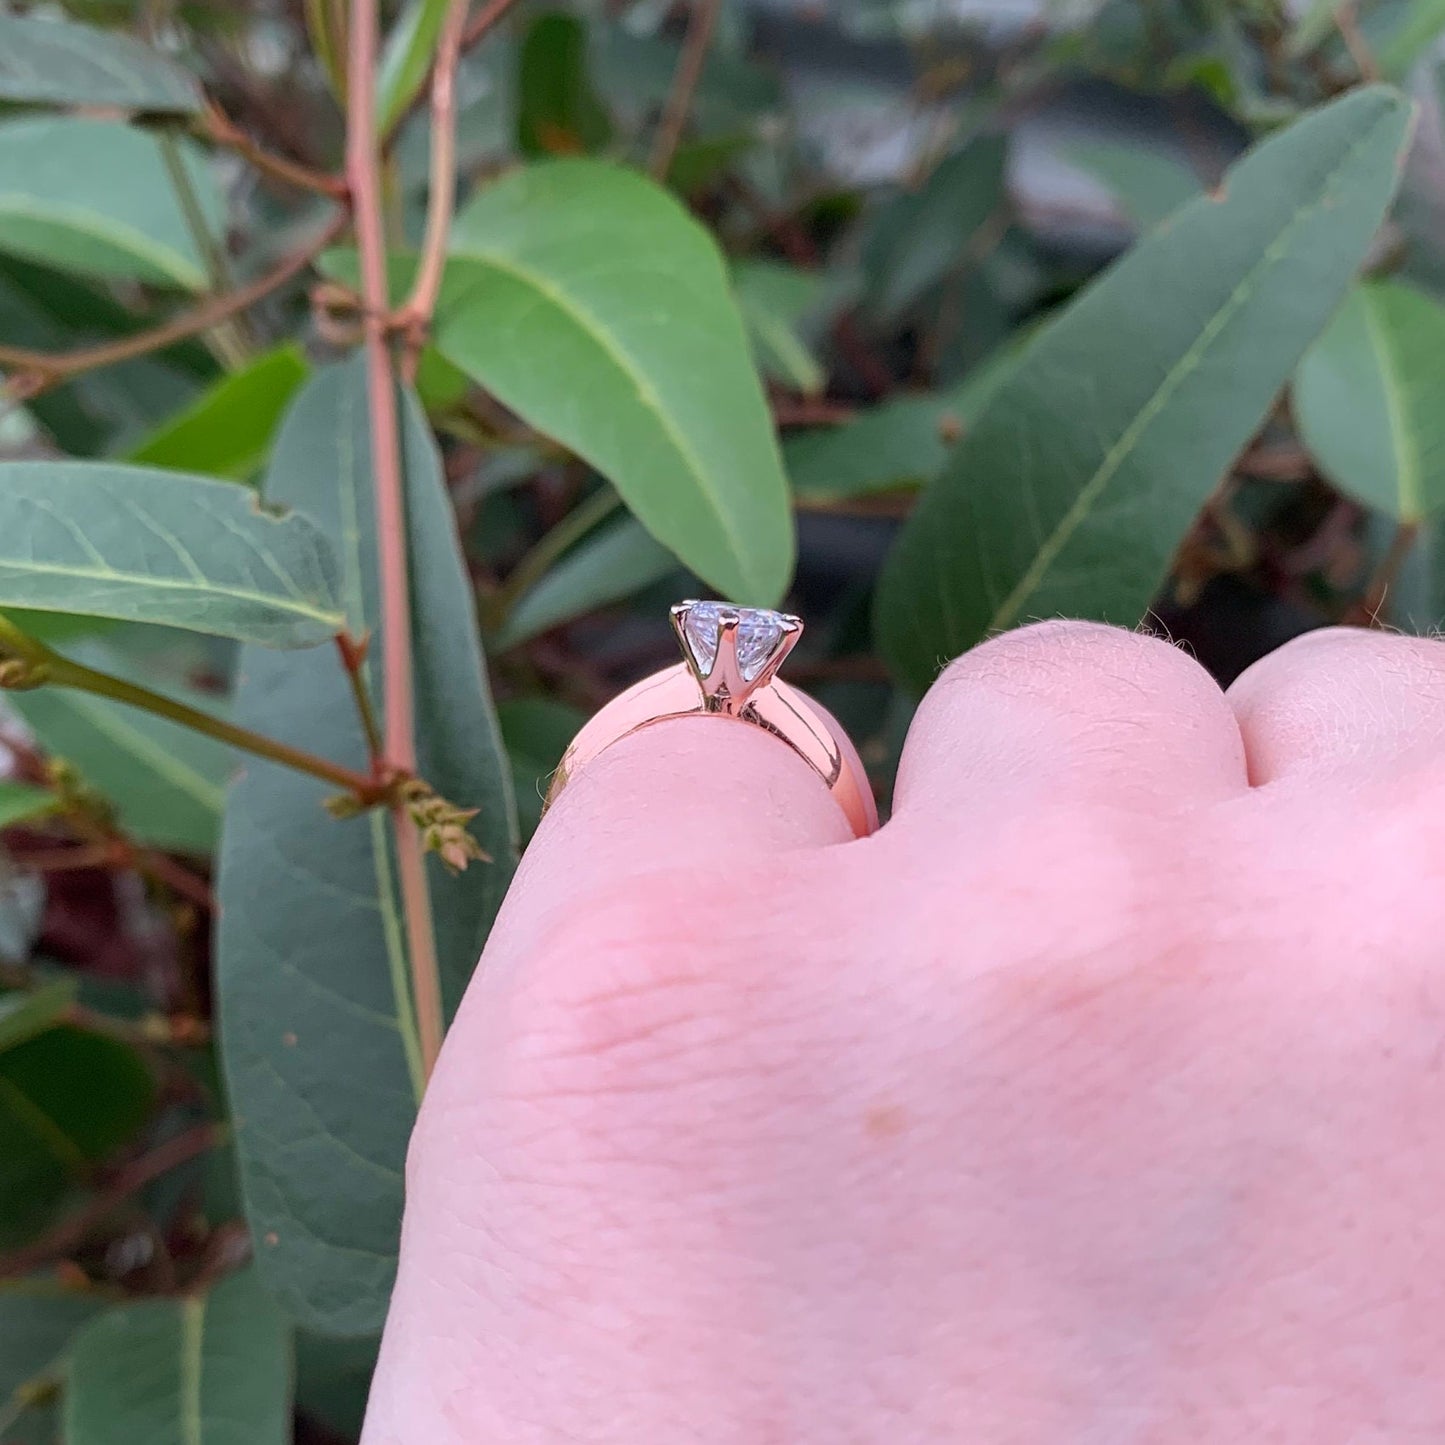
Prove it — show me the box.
[892,620,1248,829]
[492,712,853,958]
[1227,626,1445,785]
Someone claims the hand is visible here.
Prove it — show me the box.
[361,622,1445,1443]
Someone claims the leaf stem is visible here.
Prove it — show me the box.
[348,0,445,1077]
[157,128,252,369]
[0,617,387,805]
[0,209,350,396]
[396,0,471,382]
[648,0,724,179]
[335,631,386,765]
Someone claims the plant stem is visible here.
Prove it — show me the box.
[1334,1,1382,80]
[0,209,349,395]
[335,632,386,766]
[0,1123,222,1278]
[348,0,445,1078]
[201,103,350,198]
[0,616,385,803]
[648,0,724,179]
[491,486,622,625]
[157,128,252,368]
[397,0,471,382]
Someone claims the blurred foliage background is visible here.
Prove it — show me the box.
[0,0,1441,1437]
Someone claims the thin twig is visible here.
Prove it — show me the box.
[1334,1,1382,80]
[491,487,622,627]
[397,0,472,381]
[0,1124,221,1278]
[649,0,724,179]
[348,0,445,1079]
[0,209,349,394]
[335,633,385,766]
[157,128,252,367]
[201,102,349,198]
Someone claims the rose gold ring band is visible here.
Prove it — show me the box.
[543,602,879,839]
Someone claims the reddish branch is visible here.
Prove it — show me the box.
[0,209,350,395]
[347,0,445,1079]
[201,103,349,198]
[649,0,725,179]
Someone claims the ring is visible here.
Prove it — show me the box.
[544,601,878,838]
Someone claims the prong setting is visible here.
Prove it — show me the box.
[671,599,802,715]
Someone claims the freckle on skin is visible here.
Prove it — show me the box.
[865,1104,909,1140]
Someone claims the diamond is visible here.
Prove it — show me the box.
[681,601,788,681]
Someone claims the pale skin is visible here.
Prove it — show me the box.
[361,620,1445,1443]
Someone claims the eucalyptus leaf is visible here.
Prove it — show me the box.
[498,696,585,840]
[876,86,1415,692]
[0,1026,154,1247]
[128,346,310,483]
[862,136,1008,323]
[218,359,517,1335]
[1295,281,1445,522]
[784,346,1020,500]
[65,1270,290,1445]
[516,11,612,157]
[494,515,681,650]
[0,981,77,1055]
[377,0,453,137]
[0,1280,110,1445]
[9,640,231,855]
[1066,141,1203,228]
[0,117,224,290]
[733,260,827,396]
[0,461,344,645]
[0,14,201,112]
[0,781,57,830]
[439,159,794,604]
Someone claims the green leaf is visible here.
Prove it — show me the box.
[64,1270,291,1445]
[784,347,1021,501]
[0,461,344,646]
[876,86,1415,693]
[1066,141,1202,228]
[785,395,959,500]
[218,359,518,1335]
[495,516,681,650]
[439,159,794,604]
[9,640,231,855]
[295,1330,379,1441]
[0,1280,110,1445]
[0,781,57,829]
[733,260,826,396]
[0,981,77,1055]
[0,117,224,290]
[498,696,585,840]
[1378,0,1445,75]
[862,136,1008,323]
[0,1026,154,1247]
[377,0,453,137]
[127,346,310,483]
[516,11,612,157]
[0,14,201,112]
[1295,281,1445,522]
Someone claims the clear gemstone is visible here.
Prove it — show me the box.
[682,601,787,681]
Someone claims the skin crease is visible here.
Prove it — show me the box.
[361,621,1445,1444]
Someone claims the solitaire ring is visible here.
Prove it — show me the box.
[544,601,878,838]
